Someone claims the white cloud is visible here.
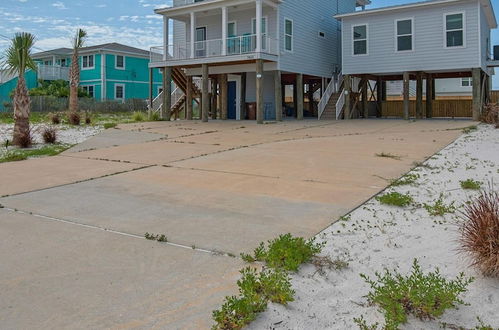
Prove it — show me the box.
[18,0,28,3]
[52,1,67,10]
[95,4,107,8]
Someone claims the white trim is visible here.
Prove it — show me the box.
[443,11,466,49]
[114,83,125,101]
[284,17,293,53]
[115,54,125,70]
[81,54,95,70]
[352,23,369,56]
[101,52,106,101]
[461,77,472,87]
[395,18,414,53]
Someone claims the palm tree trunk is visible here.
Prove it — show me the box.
[69,53,79,113]
[12,75,31,146]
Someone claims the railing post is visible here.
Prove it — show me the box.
[190,12,196,59]
[255,0,262,52]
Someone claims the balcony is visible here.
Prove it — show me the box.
[37,64,70,81]
[150,34,278,66]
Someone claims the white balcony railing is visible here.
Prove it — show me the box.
[172,0,205,7]
[150,34,278,63]
[37,64,70,81]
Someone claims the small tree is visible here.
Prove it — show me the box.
[68,28,87,116]
[2,32,37,146]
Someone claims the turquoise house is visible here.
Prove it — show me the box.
[0,43,163,111]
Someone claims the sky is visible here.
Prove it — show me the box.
[0,0,498,85]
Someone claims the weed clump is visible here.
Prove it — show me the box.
[460,179,482,190]
[423,194,456,216]
[390,173,419,186]
[241,233,324,272]
[144,232,168,242]
[459,190,499,277]
[360,259,474,329]
[103,123,117,129]
[376,152,402,160]
[376,192,413,207]
[67,111,81,125]
[212,267,293,330]
[132,111,145,122]
[48,112,61,124]
[41,126,57,144]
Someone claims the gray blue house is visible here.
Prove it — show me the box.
[149,0,370,122]
[0,43,163,110]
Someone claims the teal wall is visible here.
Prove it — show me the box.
[80,54,102,81]
[0,70,38,111]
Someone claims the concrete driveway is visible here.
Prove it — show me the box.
[0,119,471,329]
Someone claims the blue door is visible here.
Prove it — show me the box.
[228,81,237,120]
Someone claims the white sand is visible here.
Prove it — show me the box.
[250,124,499,330]
[0,124,101,146]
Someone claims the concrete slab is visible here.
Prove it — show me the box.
[0,156,143,197]
[0,166,348,254]
[64,128,165,153]
[0,210,242,330]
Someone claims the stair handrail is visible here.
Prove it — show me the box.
[335,89,346,120]
[318,75,337,120]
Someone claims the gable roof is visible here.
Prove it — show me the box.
[335,0,497,29]
[32,43,150,58]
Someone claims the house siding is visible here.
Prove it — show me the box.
[342,1,481,75]
[278,0,356,78]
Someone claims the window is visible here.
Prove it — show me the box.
[396,19,413,51]
[60,59,66,67]
[252,17,267,35]
[82,55,94,69]
[228,21,237,37]
[353,24,368,55]
[115,84,124,100]
[284,18,293,52]
[82,85,94,98]
[461,77,472,87]
[445,13,464,47]
[116,55,124,69]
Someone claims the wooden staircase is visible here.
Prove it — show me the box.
[319,92,342,120]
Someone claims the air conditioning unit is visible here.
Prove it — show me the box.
[494,45,499,60]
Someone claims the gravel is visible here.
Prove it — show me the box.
[0,124,102,146]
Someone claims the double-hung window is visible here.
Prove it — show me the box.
[396,19,413,51]
[82,85,94,98]
[116,55,124,69]
[115,84,124,100]
[82,55,94,69]
[461,77,472,87]
[445,13,464,47]
[353,24,368,55]
[284,18,293,52]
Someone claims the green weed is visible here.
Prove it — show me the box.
[144,232,167,242]
[376,192,413,207]
[132,111,146,122]
[103,123,117,129]
[390,173,420,186]
[460,179,482,190]
[424,194,456,216]
[0,144,71,163]
[360,259,474,330]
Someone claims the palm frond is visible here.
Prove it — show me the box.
[72,28,87,50]
[1,32,37,77]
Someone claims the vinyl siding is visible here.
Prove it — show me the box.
[342,1,481,75]
[479,4,492,72]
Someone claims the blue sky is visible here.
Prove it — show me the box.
[0,0,498,85]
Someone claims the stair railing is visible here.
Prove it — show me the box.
[318,75,337,120]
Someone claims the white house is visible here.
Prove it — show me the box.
[149,0,369,122]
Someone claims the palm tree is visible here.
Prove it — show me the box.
[68,28,87,114]
[2,32,37,146]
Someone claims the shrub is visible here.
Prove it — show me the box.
[376,192,413,207]
[481,103,499,125]
[48,112,61,124]
[132,111,145,122]
[460,179,482,190]
[361,259,474,329]
[41,126,57,144]
[67,111,81,125]
[84,113,92,125]
[16,128,33,148]
[150,112,162,121]
[103,123,117,129]
[390,173,419,187]
[241,233,324,272]
[212,267,293,330]
[423,193,456,217]
[459,190,499,277]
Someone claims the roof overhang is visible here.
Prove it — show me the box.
[155,0,282,16]
[336,0,497,29]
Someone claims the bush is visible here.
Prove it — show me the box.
[84,113,91,125]
[241,233,324,272]
[150,112,162,121]
[360,259,474,329]
[48,112,61,124]
[459,190,499,277]
[212,267,293,330]
[460,179,482,190]
[376,192,413,207]
[41,126,57,144]
[67,111,80,125]
[132,111,145,122]
[16,128,33,148]
[481,103,499,125]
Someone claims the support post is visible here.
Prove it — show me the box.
[190,12,196,59]
[255,0,263,52]
[211,77,218,120]
[274,70,282,121]
[221,7,228,56]
[241,72,247,119]
[220,74,228,120]
[416,72,423,119]
[362,77,368,119]
[472,68,482,121]
[186,75,193,120]
[344,75,351,120]
[403,71,410,120]
[162,67,172,120]
[376,77,382,118]
[256,59,264,124]
[426,73,433,119]
[202,64,209,122]
[163,17,169,61]
[296,73,304,120]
